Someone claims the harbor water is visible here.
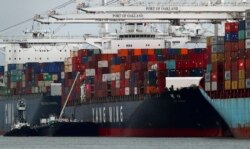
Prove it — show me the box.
[0,137,250,149]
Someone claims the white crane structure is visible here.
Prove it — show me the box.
[34,1,250,24]
[0,0,250,68]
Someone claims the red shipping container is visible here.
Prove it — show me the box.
[148,55,156,61]
[231,71,238,80]
[157,86,165,93]
[246,69,250,78]
[72,56,81,64]
[120,80,125,88]
[238,50,245,59]
[238,40,245,50]
[119,88,125,96]
[246,50,250,58]
[224,42,232,52]
[231,51,238,61]
[157,78,166,87]
[77,49,88,57]
[161,48,168,56]
[238,59,245,70]
[224,61,231,71]
[231,61,238,71]
[246,58,250,69]
[231,42,239,52]
[111,81,116,89]
[224,51,231,61]
[195,59,205,68]
[225,22,239,33]
[180,69,190,76]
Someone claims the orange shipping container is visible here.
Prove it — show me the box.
[134,49,142,56]
[118,49,129,57]
[181,48,188,55]
[111,65,121,73]
[146,86,158,94]
[147,49,155,55]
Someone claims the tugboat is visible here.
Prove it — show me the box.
[4,99,37,136]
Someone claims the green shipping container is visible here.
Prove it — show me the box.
[43,74,52,81]
[11,75,22,82]
[206,64,212,72]
[238,30,245,40]
[155,49,162,55]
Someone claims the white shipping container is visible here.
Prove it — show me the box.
[246,29,250,39]
[85,69,95,77]
[22,81,26,88]
[10,82,16,89]
[246,10,250,19]
[98,60,108,68]
[150,64,158,70]
[246,39,250,49]
[125,70,131,79]
[246,19,250,29]
[205,73,211,82]
[205,82,211,91]
[38,81,45,87]
[102,74,112,82]
[51,83,62,96]
[61,72,65,79]
[111,73,116,81]
[32,87,39,94]
[115,72,120,80]
[211,81,217,91]
[125,87,130,95]
[134,87,138,95]
[246,79,250,88]
[224,71,231,80]
[116,80,120,88]
[211,36,224,45]
[16,64,24,70]
[45,81,53,87]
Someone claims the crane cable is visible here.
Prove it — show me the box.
[0,0,75,34]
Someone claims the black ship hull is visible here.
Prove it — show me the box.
[64,87,232,137]
[0,94,61,135]
[34,122,98,136]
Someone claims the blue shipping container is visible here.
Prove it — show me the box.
[167,69,176,77]
[0,66,4,73]
[165,60,176,70]
[138,55,148,62]
[224,33,238,41]
[239,20,245,30]
[8,64,16,72]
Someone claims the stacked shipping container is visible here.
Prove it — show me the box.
[204,20,250,98]
[0,62,63,96]
[63,47,208,106]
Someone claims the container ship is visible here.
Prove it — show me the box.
[2,0,250,137]
[199,14,250,138]
[0,22,231,136]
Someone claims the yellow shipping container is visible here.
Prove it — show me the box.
[207,37,211,46]
[211,53,224,63]
[238,70,245,79]
[238,79,245,89]
[231,81,238,90]
[224,81,231,90]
